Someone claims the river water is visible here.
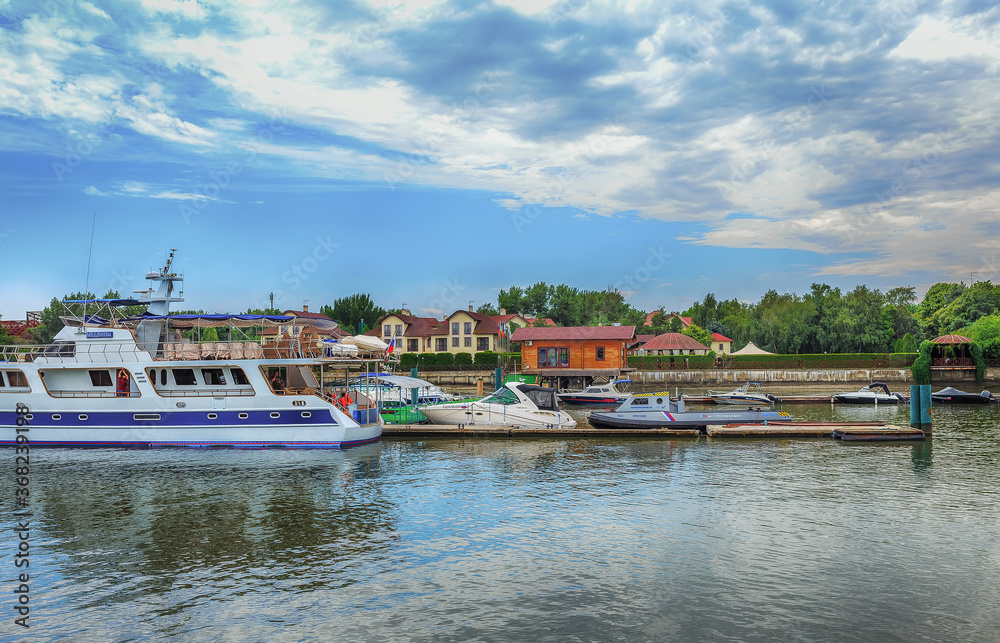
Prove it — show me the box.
[3,402,1000,641]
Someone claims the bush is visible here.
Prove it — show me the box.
[399,353,418,367]
[970,342,986,385]
[912,341,933,385]
[475,350,498,366]
[417,352,437,367]
[434,352,455,366]
[453,352,473,366]
[894,333,919,354]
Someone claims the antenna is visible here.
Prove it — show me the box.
[81,213,97,331]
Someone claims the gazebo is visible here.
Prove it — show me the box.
[929,334,975,369]
[731,341,774,356]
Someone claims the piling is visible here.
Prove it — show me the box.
[909,384,932,434]
[495,367,503,391]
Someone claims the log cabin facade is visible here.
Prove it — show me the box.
[511,325,636,371]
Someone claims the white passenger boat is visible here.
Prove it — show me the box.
[417,382,576,429]
[0,250,383,449]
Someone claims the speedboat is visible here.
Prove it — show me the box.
[931,387,998,404]
[834,382,908,405]
[556,379,632,406]
[0,250,383,449]
[587,392,788,429]
[707,382,776,405]
[417,382,576,428]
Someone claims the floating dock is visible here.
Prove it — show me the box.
[382,422,925,440]
[381,424,701,438]
[707,421,925,440]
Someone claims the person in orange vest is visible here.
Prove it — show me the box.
[337,390,353,409]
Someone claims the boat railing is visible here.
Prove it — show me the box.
[46,390,138,398]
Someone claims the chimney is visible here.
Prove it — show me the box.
[303,304,309,312]
[468,304,473,312]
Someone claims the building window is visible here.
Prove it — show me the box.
[464,337,472,347]
[452,322,459,334]
[464,322,472,334]
[538,347,569,367]
[384,324,392,337]
[596,346,605,361]
[395,324,403,336]
[408,339,419,352]
[436,338,448,351]
[452,337,460,347]
[718,343,724,351]
[477,337,489,350]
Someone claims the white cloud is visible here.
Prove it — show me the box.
[83,185,107,196]
[79,2,112,20]
[137,0,206,20]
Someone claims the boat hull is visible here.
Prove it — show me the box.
[555,395,629,406]
[709,395,774,405]
[0,409,381,449]
[833,396,902,405]
[419,403,576,429]
[588,408,786,430]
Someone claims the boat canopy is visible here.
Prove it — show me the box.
[863,382,891,395]
[63,298,145,306]
[126,313,293,328]
[515,384,560,411]
[357,374,437,390]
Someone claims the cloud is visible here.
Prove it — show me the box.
[83,185,108,196]
[83,181,236,204]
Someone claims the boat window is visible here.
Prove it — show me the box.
[484,388,519,405]
[230,367,250,386]
[161,370,167,386]
[173,369,198,386]
[4,371,28,388]
[632,398,649,405]
[42,341,76,357]
[149,369,156,384]
[89,370,113,387]
[202,368,227,386]
[0,373,4,387]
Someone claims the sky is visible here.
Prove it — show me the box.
[1,0,999,321]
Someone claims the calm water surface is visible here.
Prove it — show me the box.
[3,403,1000,642]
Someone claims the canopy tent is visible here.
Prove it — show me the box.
[731,341,774,356]
[63,298,144,306]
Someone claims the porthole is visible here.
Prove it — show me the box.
[79,414,88,421]
[207,413,218,420]
[238,413,249,419]
[134,414,161,421]
[270,412,280,418]
[301,411,311,418]
[25,414,33,420]
[52,414,61,421]
[656,398,663,404]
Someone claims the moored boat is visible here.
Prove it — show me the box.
[588,392,788,429]
[556,379,632,406]
[0,250,384,448]
[417,382,576,428]
[833,382,908,405]
[707,381,776,405]
[931,387,998,404]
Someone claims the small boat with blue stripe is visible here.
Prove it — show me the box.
[587,392,788,430]
[0,250,383,449]
[556,379,632,406]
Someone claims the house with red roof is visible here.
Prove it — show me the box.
[644,311,692,328]
[511,325,636,371]
[711,332,733,355]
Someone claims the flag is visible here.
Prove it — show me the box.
[498,322,505,339]
[386,331,395,354]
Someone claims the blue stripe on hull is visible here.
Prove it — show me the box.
[0,435,380,449]
[0,409,337,427]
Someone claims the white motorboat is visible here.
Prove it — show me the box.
[707,382,776,405]
[834,382,908,405]
[417,382,576,428]
[556,379,632,406]
[0,250,383,449]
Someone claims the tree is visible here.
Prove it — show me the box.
[498,285,526,314]
[322,293,386,336]
[681,323,712,348]
[0,312,8,343]
[523,282,550,317]
[894,333,918,353]
[476,302,498,316]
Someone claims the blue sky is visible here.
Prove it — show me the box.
[2,0,999,320]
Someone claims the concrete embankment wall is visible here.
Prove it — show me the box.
[419,368,1000,387]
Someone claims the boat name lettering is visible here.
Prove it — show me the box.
[85,331,113,339]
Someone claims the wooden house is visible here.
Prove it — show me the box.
[511,325,636,371]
